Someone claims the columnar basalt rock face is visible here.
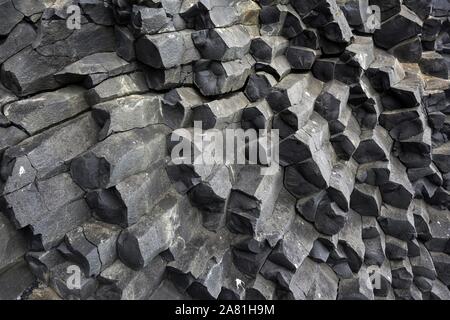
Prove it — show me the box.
[0,0,450,301]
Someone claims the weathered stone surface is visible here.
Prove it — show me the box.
[192,92,249,130]
[267,73,321,112]
[374,6,423,50]
[378,204,417,241]
[250,36,288,63]
[255,187,295,247]
[227,165,283,235]
[0,23,36,64]
[363,217,386,267]
[4,86,90,135]
[279,112,330,166]
[1,22,115,96]
[96,256,167,300]
[98,164,172,227]
[0,213,27,272]
[115,25,136,61]
[287,257,338,300]
[61,227,102,277]
[268,215,318,272]
[2,172,90,250]
[50,261,97,300]
[188,165,232,230]
[193,25,252,61]
[0,261,35,300]
[55,53,137,87]
[93,94,165,139]
[255,54,291,80]
[71,125,170,190]
[391,258,414,289]
[85,72,149,105]
[353,127,393,164]
[338,266,375,300]
[145,64,194,90]
[0,0,449,302]
[0,0,24,36]
[420,52,449,79]
[350,183,383,216]
[118,193,183,270]
[193,55,255,96]
[1,113,99,193]
[0,126,28,154]
[131,5,170,35]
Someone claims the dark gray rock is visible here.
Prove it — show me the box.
[0,213,27,272]
[50,262,97,300]
[62,226,103,277]
[385,236,408,260]
[268,215,318,272]
[1,113,99,193]
[93,94,165,139]
[136,30,200,69]
[241,100,273,131]
[227,165,283,235]
[431,252,450,285]
[279,112,330,166]
[193,25,252,61]
[373,6,422,50]
[350,183,383,216]
[145,64,194,90]
[410,242,437,280]
[115,25,136,61]
[314,80,350,135]
[55,53,137,87]
[0,261,35,300]
[188,165,232,231]
[0,0,23,36]
[285,46,319,70]
[391,258,414,289]
[0,126,28,154]
[353,127,393,164]
[193,55,255,96]
[192,92,249,130]
[244,72,277,102]
[131,5,169,35]
[117,193,183,270]
[162,87,205,128]
[337,266,375,300]
[428,280,450,300]
[0,23,36,64]
[250,36,288,63]
[287,258,338,300]
[245,274,276,300]
[378,204,416,241]
[109,165,172,227]
[389,36,423,63]
[85,72,149,105]
[25,249,65,284]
